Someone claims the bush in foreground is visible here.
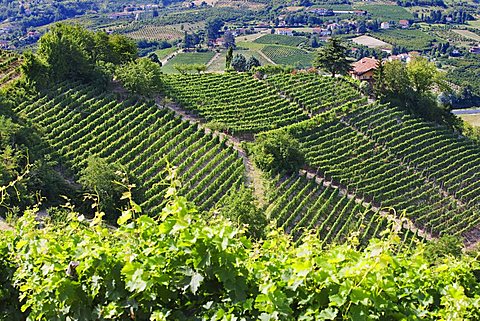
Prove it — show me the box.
[1,189,480,320]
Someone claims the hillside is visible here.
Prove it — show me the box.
[1,24,480,319]
[13,82,245,214]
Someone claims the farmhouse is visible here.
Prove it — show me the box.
[350,57,378,82]
[398,20,410,28]
[380,22,390,29]
[313,27,331,36]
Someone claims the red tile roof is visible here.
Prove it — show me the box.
[351,57,378,75]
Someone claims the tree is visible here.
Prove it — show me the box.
[32,24,136,85]
[231,54,247,72]
[407,56,447,95]
[147,52,161,65]
[373,59,386,100]
[192,64,207,74]
[183,31,195,49]
[225,46,233,69]
[246,56,261,71]
[380,60,414,109]
[79,156,125,218]
[313,37,351,77]
[374,58,450,122]
[223,30,235,48]
[107,34,137,65]
[205,17,224,40]
[252,130,304,175]
[115,58,163,96]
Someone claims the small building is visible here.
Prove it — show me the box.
[276,28,293,36]
[388,53,409,62]
[212,37,225,47]
[350,57,378,82]
[312,27,331,36]
[398,20,410,28]
[380,22,390,29]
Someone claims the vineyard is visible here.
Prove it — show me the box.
[7,68,480,246]
[357,4,413,21]
[275,102,480,241]
[119,25,184,41]
[161,52,216,74]
[373,29,436,51]
[0,50,20,86]
[261,45,313,68]
[159,70,480,243]
[161,73,309,134]
[264,72,363,114]
[13,82,246,213]
[253,34,307,47]
[266,172,423,249]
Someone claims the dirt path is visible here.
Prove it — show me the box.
[160,49,183,66]
[258,50,276,65]
[206,52,221,68]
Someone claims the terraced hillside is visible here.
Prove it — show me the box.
[267,172,423,249]
[161,73,309,134]
[160,72,362,134]
[264,72,364,114]
[160,71,480,243]
[0,50,21,86]
[14,82,246,213]
[12,69,480,246]
[274,103,480,242]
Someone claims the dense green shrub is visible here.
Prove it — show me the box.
[1,190,480,320]
[252,130,305,175]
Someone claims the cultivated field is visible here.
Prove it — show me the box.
[124,25,184,41]
[13,83,246,213]
[453,29,480,42]
[373,29,435,51]
[254,34,308,47]
[207,48,271,72]
[459,114,480,127]
[261,45,313,68]
[162,51,216,74]
[351,35,392,49]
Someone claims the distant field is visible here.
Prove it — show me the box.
[352,35,391,49]
[155,47,178,60]
[254,34,307,47]
[459,114,480,127]
[452,29,480,42]
[261,45,313,68]
[207,49,271,72]
[215,0,267,9]
[373,29,435,51]
[162,51,216,73]
[356,4,413,21]
[321,4,354,10]
[467,19,480,29]
[235,32,267,42]
[125,26,184,41]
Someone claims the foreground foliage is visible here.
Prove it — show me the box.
[1,189,480,320]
